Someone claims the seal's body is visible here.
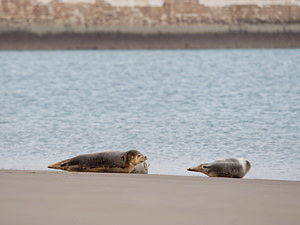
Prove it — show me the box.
[187,158,251,178]
[48,150,147,173]
[131,161,149,174]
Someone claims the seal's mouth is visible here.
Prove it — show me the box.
[187,168,193,171]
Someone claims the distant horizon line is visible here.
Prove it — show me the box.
[1,24,300,35]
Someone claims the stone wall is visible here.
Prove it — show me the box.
[0,0,300,27]
[1,0,300,49]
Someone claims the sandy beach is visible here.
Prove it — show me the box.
[0,170,299,225]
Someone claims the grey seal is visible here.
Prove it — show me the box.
[48,150,147,173]
[131,161,149,174]
[187,158,251,178]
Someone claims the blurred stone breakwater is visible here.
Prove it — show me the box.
[0,0,300,49]
[1,0,300,27]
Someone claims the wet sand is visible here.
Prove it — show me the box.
[0,170,299,225]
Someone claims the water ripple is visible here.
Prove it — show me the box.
[0,49,299,180]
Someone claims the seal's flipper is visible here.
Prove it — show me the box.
[67,165,82,172]
[60,162,67,167]
[48,159,70,171]
[202,165,211,169]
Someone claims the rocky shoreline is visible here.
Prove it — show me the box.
[1,24,300,49]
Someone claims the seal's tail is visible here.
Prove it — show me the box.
[48,159,69,170]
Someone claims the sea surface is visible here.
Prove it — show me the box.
[0,49,300,180]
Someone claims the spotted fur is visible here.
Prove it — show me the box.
[187,158,251,178]
[48,150,147,173]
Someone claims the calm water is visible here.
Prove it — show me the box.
[0,49,300,180]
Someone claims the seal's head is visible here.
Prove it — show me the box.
[126,150,147,167]
[131,161,149,174]
[244,159,251,174]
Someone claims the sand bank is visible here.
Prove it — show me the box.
[0,170,299,225]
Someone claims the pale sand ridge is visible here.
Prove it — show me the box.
[0,170,299,225]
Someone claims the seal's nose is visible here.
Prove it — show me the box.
[144,156,147,160]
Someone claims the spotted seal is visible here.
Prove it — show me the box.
[48,150,147,173]
[187,158,251,178]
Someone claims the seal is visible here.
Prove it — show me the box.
[131,161,149,174]
[187,158,251,178]
[48,150,147,173]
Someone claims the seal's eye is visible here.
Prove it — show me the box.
[137,154,141,158]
